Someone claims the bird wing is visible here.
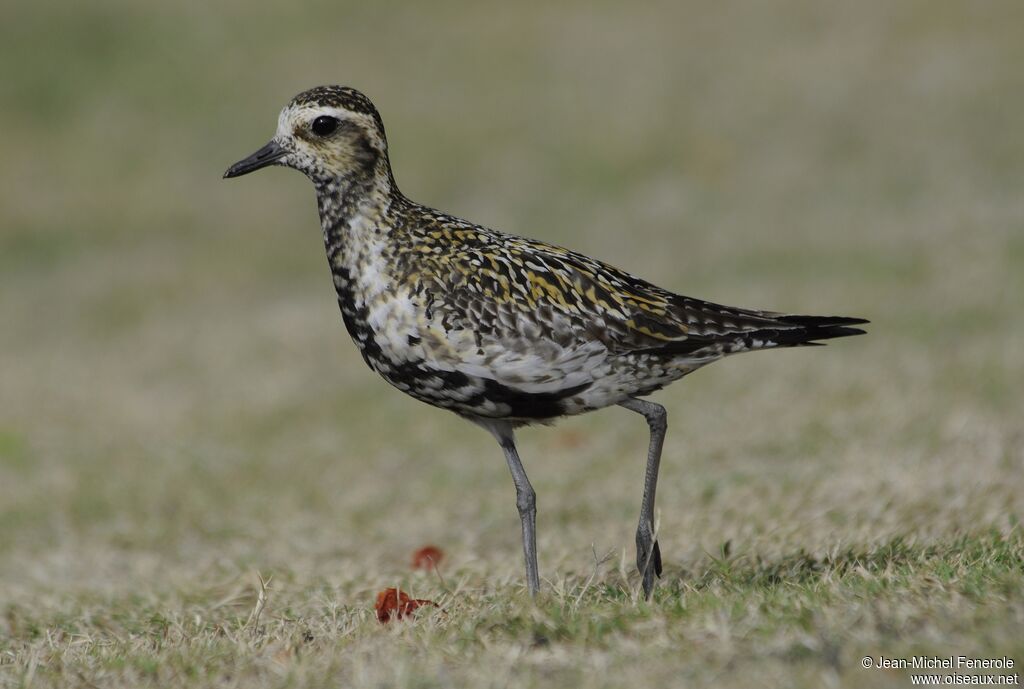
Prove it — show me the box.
[465,236,792,357]
[405,223,865,397]
[492,237,868,356]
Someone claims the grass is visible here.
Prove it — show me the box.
[2,1,1024,687]
[3,533,1021,687]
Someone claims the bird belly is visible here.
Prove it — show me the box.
[345,289,707,422]
[553,353,701,416]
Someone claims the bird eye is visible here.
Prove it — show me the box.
[311,116,339,137]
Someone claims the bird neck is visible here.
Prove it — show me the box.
[316,160,405,297]
[317,158,400,244]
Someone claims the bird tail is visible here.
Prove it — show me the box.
[733,314,869,351]
[631,308,868,358]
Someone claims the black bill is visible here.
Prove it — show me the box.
[223,140,287,178]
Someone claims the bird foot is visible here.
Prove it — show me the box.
[636,531,662,600]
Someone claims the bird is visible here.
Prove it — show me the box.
[224,85,867,599]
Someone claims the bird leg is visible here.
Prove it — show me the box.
[493,428,541,596]
[618,397,667,599]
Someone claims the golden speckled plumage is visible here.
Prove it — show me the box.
[316,187,866,423]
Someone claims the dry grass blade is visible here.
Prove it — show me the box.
[245,572,273,638]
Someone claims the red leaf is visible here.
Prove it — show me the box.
[374,587,436,623]
[411,545,444,571]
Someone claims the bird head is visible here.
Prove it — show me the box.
[224,85,389,185]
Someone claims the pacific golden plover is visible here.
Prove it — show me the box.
[225,85,867,599]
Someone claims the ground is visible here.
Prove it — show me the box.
[1,1,1023,687]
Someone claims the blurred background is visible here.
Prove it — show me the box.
[1,0,1022,685]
